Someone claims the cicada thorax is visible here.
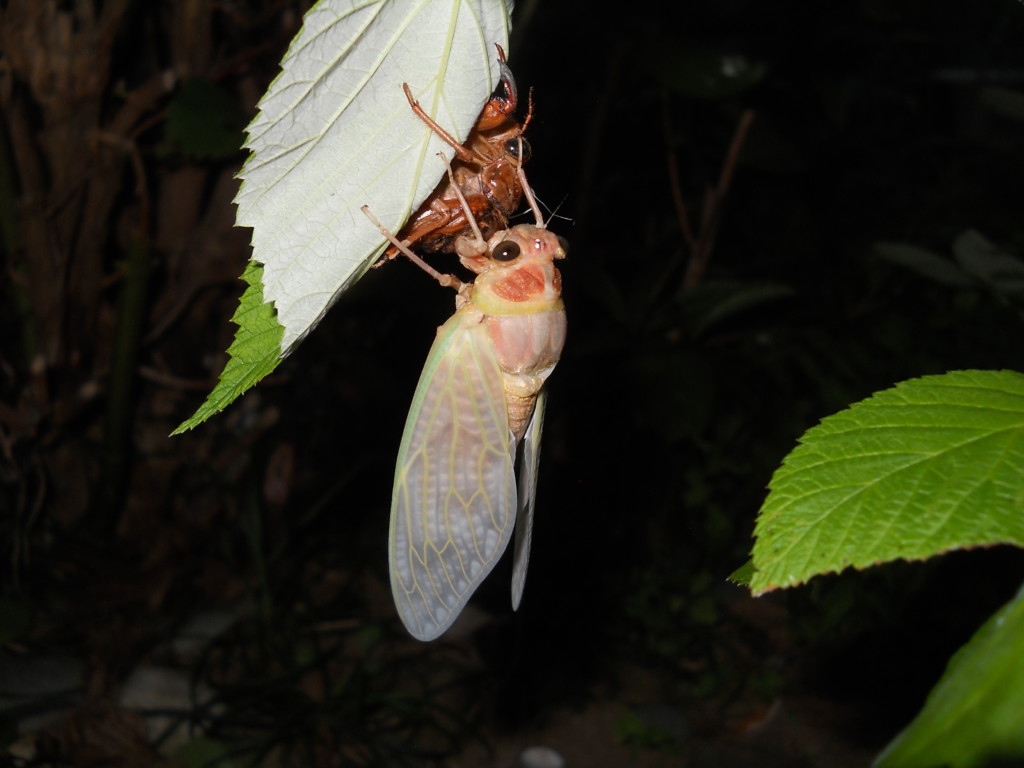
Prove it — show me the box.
[387,53,533,266]
[466,224,566,440]
[453,123,531,234]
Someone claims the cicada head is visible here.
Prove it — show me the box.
[467,225,565,316]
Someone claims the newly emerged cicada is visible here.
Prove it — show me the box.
[363,166,565,641]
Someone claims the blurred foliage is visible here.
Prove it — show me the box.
[2,0,1024,765]
[875,583,1024,767]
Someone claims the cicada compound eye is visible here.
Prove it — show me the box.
[492,240,521,262]
[503,136,532,163]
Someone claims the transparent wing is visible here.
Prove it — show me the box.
[511,389,546,610]
[390,311,516,641]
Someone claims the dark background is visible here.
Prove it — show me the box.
[2,1,1023,765]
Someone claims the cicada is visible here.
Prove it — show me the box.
[384,46,533,270]
[364,168,566,641]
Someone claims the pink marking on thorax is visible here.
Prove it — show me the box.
[491,262,556,303]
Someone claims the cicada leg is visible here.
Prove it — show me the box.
[360,205,464,292]
[401,84,477,164]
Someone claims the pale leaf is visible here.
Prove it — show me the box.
[175,0,513,431]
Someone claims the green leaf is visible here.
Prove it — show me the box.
[874,581,1024,768]
[172,262,284,433]
[749,370,1024,594]
[728,559,754,587]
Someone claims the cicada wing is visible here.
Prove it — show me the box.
[390,311,516,641]
[511,388,546,610]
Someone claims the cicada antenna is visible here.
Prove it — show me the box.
[520,88,535,134]
[515,142,545,227]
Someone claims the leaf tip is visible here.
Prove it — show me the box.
[170,260,285,435]
[728,559,755,588]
